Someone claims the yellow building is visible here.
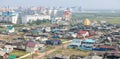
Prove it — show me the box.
[83,19,91,26]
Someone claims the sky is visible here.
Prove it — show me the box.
[0,0,120,10]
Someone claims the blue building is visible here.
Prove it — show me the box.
[79,39,95,50]
[68,39,83,49]
[0,11,18,24]
[68,39,95,50]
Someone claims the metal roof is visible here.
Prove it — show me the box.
[0,11,17,16]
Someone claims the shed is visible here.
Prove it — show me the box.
[0,51,6,56]
[88,30,95,36]
[99,45,115,50]
[52,35,59,39]
[45,40,62,46]
[80,39,95,49]
[31,30,39,35]
[26,41,38,52]
[7,25,15,33]
[0,51,8,59]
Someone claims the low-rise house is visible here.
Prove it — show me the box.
[45,39,62,46]
[111,31,120,38]
[39,37,48,43]
[88,30,95,36]
[3,45,13,53]
[68,39,82,49]
[92,45,116,51]
[77,30,89,38]
[0,51,8,59]
[42,27,51,32]
[25,35,41,40]
[67,32,77,38]
[25,34,49,43]
[7,25,15,33]
[26,41,39,52]
[52,34,60,39]
[6,38,27,50]
[81,39,95,47]
[79,39,95,50]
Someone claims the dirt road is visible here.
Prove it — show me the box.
[34,43,69,59]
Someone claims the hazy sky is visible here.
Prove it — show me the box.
[0,0,120,10]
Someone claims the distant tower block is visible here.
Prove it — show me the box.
[40,6,46,15]
[63,10,72,21]
[53,9,58,16]
[83,19,91,26]
[48,9,52,16]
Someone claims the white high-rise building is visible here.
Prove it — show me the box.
[22,14,50,24]
[0,11,18,24]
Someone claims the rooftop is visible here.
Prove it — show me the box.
[0,11,18,16]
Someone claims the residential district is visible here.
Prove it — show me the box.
[0,6,120,59]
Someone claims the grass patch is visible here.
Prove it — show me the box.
[61,39,67,42]
[45,45,55,51]
[72,13,120,24]
[21,53,38,59]
[10,49,28,57]
[49,48,90,57]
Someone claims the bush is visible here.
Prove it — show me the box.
[13,24,25,27]
[0,26,4,28]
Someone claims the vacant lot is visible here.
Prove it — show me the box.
[10,50,28,57]
[72,13,120,24]
[49,48,90,56]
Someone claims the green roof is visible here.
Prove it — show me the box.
[32,30,39,34]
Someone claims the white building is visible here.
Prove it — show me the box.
[7,25,15,33]
[22,14,50,24]
[0,11,18,24]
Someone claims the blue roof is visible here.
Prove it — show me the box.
[52,35,59,38]
[0,11,17,16]
[83,39,95,42]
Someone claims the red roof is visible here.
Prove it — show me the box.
[78,30,87,34]
[64,10,71,15]
[26,41,36,48]
[99,45,115,49]
[88,30,95,35]
[108,51,120,56]
[51,24,59,27]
